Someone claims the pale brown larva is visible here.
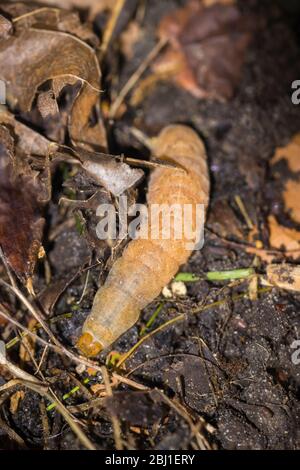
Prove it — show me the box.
[77,125,210,356]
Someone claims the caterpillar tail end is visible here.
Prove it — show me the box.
[77,332,103,357]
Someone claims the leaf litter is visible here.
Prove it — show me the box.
[0,0,300,452]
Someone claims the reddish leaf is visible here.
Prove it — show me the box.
[157,2,257,101]
[0,125,46,282]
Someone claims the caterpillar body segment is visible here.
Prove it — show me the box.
[77,125,210,357]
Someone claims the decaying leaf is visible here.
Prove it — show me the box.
[203,0,235,5]
[79,150,144,197]
[208,199,243,239]
[19,319,37,362]
[120,21,143,60]
[0,5,106,149]
[37,90,60,119]
[17,0,115,20]
[10,391,25,415]
[0,3,98,44]
[0,125,46,282]
[155,2,257,100]
[271,133,300,224]
[0,107,58,158]
[268,215,300,258]
[266,264,300,292]
[0,14,12,39]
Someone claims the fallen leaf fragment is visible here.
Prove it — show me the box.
[75,149,144,197]
[266,264,300,292]
[156,2,257,100]
[0,14,12,39]
[271,133,300,224]
[0,6,106,149]
[19,319,37,362]
[0,107,58,158]
[268,215,300,258]
[0,125,46,282]
[272,134,300,172]
[10,391,25,415]
[203,0,235,5]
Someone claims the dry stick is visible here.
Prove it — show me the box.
[0,309,146,394]
[234,195,254,230]
[0,281,107,373]
[0,351,96,450]
[112,372,148,391]
[0,279,57,346]
[12,7,61,23]
[0,417,26,447]
[99,0,126,60]
[156,390,211,450]
[101,366,123,450]
[0,307,102,373]
[46,389,96,450]
[35,345,49,376]
[109,37,168,119]
[0,246,17,290]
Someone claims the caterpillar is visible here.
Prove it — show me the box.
[77,125,210,356]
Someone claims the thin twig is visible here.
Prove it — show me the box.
[0,353,96,450]
[0,246,17,289]
[109,37,168,119]
[0,417,26,447]
[101,366,123,450]
[99,0,126,60]
[116,287,272,367]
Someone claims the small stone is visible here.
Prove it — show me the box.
[162,286,173,299]
[75,364,86,375]
[171,281,187,297]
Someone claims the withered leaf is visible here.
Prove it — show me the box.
[0,125,46,282]
[266,264,300,292]
[208,199,243,239]
[0,8,106,149]
[37,90,59,119]
[157,2,256,101]
[0,14,12,40]
[268,215,300,259]
[75,149,144,197]
[16,0,113,20]
[271,133,300,224]
[0,3,98,45]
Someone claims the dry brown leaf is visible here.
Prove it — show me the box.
[37,90,59,119]
[120,21,143,60]
[0,107,58,158]
[203,0,235,6]
[268,215,300,257]
[15,0,115,19]
[0,6,106,149]
[271,134,300,170]
[266,264,300,292]
[19,319,37,362]
[0,3,98,43]
[0,125,46,282]
[208,199,243,239]
[156,2,256,101]
[75,149,144,197]
[0,14,12,39]
[284,180,300,224]
[10,391,25,415]
[271,133,300,224]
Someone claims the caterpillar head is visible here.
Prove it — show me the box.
[77,332,103,357]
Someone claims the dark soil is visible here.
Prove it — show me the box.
[1,0,300,450]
